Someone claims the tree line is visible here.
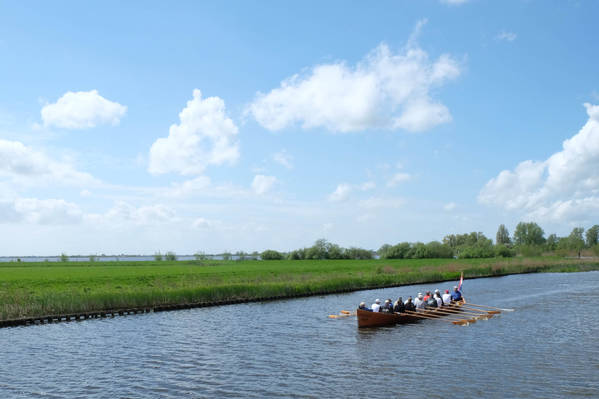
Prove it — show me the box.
[259,222,599,260]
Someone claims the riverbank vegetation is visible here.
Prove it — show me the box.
[1,256,598,322]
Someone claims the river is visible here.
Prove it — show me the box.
[1,271,598,398]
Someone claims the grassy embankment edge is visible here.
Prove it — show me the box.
[1,257,598,322]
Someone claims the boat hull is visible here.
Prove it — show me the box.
[357,303,464,328]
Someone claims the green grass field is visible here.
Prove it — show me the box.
[1,256,598,321]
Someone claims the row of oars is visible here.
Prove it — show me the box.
[403,303,492,325]
[329,302,513,326]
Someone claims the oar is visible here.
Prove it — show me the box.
[441,305,494,316]
[460,304,501,314]
[445,303,495,314]
[403,310,470,325]
[429,307,491,319]
[328,311,356,318]
[405,310,475,323]
[463,302,514,312]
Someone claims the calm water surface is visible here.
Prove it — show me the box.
[1,272,598,398]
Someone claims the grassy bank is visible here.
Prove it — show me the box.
[1,256,598,321]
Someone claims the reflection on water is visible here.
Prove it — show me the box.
[0,272,598,398]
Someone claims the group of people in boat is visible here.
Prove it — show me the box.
[358,286,463,313]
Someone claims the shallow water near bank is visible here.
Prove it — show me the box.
[1,271,598,398]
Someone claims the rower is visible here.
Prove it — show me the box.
[434,289,443,305]
[358,302,371,311]
[393,297,405,313]
[381,299,393,313]
[434,292,443,307]
[425,294,438,309]
[451,286,463,302]
[414,293,425,310]
[442,289,452,305]
[423,291,432,301]
[404,297,416,312]
[371,299,382,312]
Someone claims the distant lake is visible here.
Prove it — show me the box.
[0,255,259,262]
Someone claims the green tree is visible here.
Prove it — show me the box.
[496,224,511,245]
[165,251,177,261]
[377,244,391,258]
[568,227,585,258]
[546,234,559,251]
[382,242,411,259]
[60,253,69,262]
[287,248,306,260]
[154,252,163,261]
[513,222,545,246]
[345,247,373,260]
[585,225,599,247]
[261,250,284,260]
[194,251,208,261]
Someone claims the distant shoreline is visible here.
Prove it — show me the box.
[1,257,598,327]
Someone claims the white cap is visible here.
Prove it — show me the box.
[375,299,381,304]
[435,289,440,293]
[359,302,365,306]
[418,293,423,299]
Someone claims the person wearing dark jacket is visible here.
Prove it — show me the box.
[382,299,394,313]
[393,297,405,313]
[404,297,416,312]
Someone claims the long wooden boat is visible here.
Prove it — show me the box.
[357,302,464,328]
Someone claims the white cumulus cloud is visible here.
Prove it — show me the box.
[100,201,176,225]
[443,202,457,211]
[41,90,127,129]
[273,149,293,169]
[248,32,460,133]
[149,89,239,176]
[496,31,517,42]
[0,139,97,187]
[252,174,277,195]
[479,103,599,223]
[193,217,219,229]
[0,198,84,225]
[387,172,411,187]
[328,181,375,202]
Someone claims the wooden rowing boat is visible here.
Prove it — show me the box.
[357,302,464,328]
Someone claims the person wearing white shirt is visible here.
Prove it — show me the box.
[442,289,452,305]
[414,293,425,309]
[371,299,381,312]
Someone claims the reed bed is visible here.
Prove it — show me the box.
[0,257,597,321]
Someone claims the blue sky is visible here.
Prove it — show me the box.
[1,0,599,255]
